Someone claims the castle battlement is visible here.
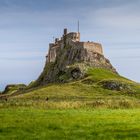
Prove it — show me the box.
[47,29,103,63]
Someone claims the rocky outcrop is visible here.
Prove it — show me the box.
[2,84,26,94]
[100,80,131,91]
[34,43,117,86]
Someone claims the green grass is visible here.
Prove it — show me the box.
[3,68,138,109]
[1,68,140,139]
[1,108,140,140]
[88,68,122,80]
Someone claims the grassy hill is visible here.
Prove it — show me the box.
[1,68,140,140]
[2,68,139,109]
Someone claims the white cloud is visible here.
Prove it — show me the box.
[92,3,140,29]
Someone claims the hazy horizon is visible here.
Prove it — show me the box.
[0,0,140,90]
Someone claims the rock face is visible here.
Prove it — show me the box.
[35,43,117,86]
[2,84,26,94]
[100,80,131,91]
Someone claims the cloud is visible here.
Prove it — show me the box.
[91,2,140,29]
[0,0,140,90]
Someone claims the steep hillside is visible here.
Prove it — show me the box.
[5,68,139,109]
[33,43,117,87]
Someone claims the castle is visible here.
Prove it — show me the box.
[35,28,117,85]
[46,28,103,63]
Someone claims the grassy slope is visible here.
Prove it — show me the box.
[1,68,140,140]
[5,68,140,109]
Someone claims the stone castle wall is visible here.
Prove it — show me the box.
[66,40,103,55]
[48,44,61,62]
[47,29,103,63]
[83,42,103,55]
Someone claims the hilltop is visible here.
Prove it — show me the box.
[32,28,117,87]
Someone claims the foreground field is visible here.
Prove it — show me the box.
[0,108,140,140]
[1,68,140,139]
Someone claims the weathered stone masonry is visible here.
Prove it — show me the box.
[46,28,103,63]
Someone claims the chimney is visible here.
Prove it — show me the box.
[64,28,67,35]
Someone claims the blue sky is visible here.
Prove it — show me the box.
[0,0,140,90]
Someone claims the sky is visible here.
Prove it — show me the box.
[0,0,140,90]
